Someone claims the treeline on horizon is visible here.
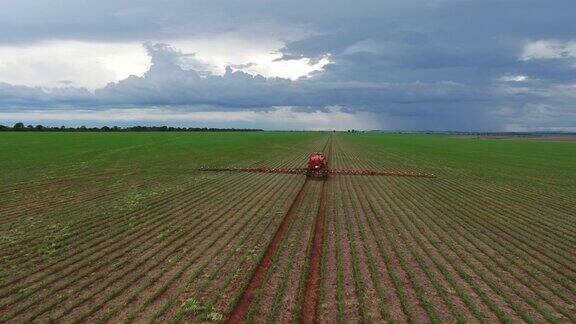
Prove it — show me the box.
[0,122,262,132]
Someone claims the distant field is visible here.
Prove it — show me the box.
[0,132,575,323]
[456,134,576,142]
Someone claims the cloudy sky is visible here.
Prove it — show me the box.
[0,0,575,131]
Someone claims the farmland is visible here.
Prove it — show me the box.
[0,131,575,323]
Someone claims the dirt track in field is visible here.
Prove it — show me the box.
[228,135,333,323]
[2,132,576,323]
[299,180,327,324]
[227,179,310,323]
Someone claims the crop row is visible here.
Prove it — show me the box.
[242,175,321,322]
[0,136,326,268]
[4,170,274,322]
[221,136,333,323]
[350,140,576,287]
[353,139,576,234]
[0,137,328,322]
[0,137,323,286]
[0,173,196,274]
[321,135,576,322]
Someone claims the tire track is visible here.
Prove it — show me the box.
[299,180,327,324]
[299,135,332,324]
[227,134,332,323]
[227,178,310,323]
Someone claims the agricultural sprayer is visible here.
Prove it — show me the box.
[200,152,434,179]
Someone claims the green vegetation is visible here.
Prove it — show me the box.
[342,133,576,188]
[180,298,201,315]
[0,132,574,323]
[0,132,323,270]
[0,132,320,184]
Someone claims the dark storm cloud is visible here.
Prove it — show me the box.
[0,0,575,130]
[0,44,483,110]
[0,82,91,107]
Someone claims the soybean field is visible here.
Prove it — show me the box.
[0,132,575,323]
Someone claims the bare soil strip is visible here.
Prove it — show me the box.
[227,179,310,323]
[227,134,333,323]
[299,134,333,323]
[299,180,328,324]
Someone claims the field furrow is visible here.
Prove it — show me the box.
[1,131,574,323]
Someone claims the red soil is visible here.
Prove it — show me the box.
[227,180,310,323]
[299,180,328,324]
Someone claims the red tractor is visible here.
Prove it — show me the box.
[307,152,328,179]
